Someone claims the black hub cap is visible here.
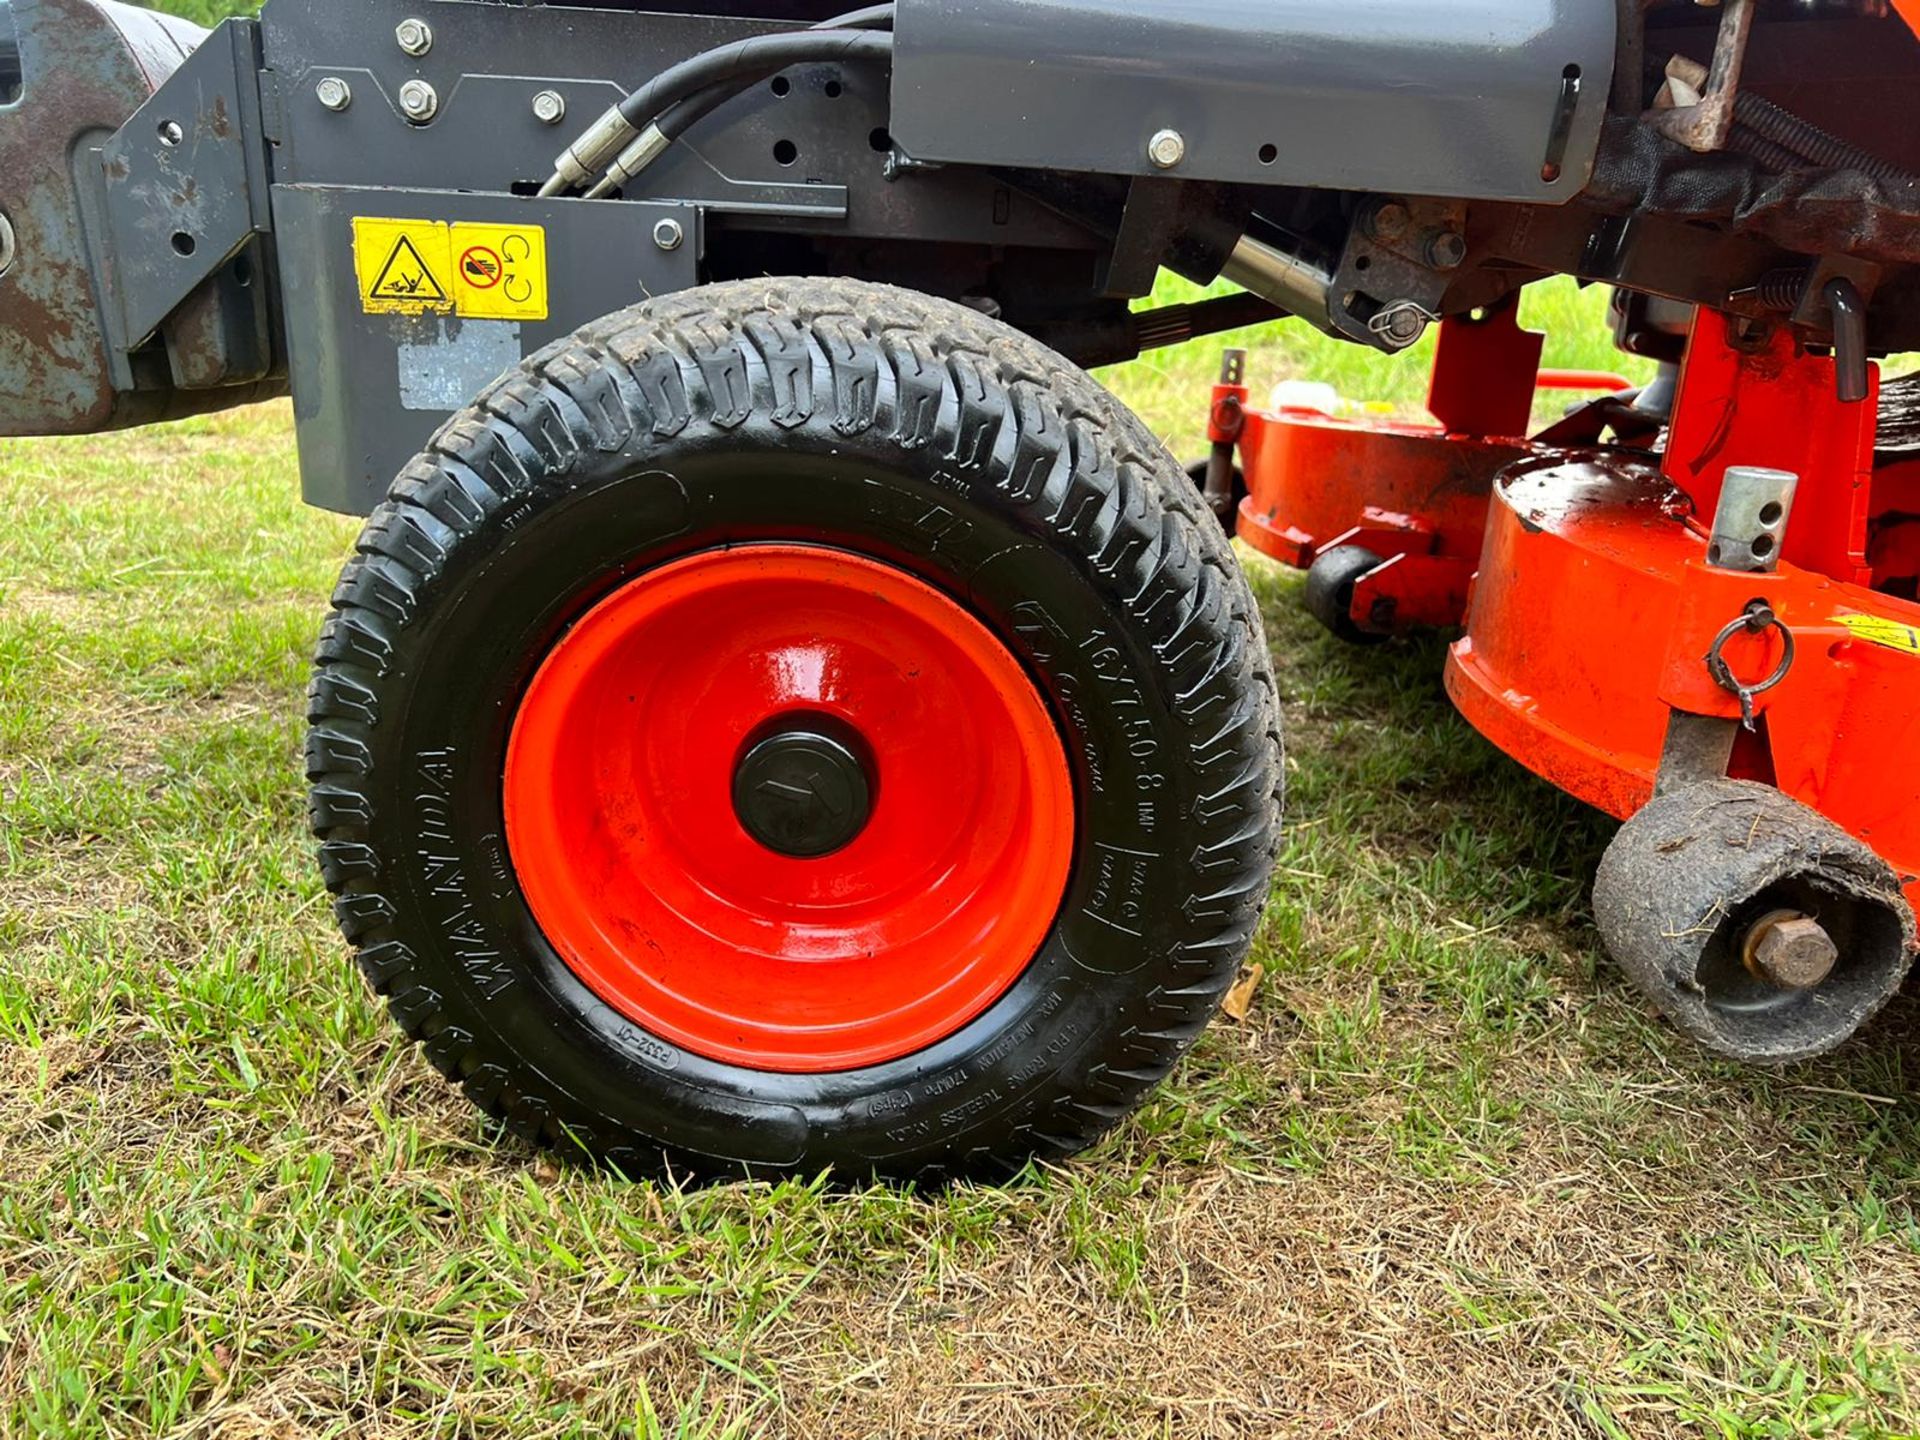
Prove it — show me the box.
[732,716,875,859]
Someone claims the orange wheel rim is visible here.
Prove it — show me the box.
[503,544,1077,1073]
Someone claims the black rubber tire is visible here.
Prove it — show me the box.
[307,278,1283,1182]
[1304,544,1390,646]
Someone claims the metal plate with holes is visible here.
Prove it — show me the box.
[257,0,1088,249]
[101,20,271,348]
[890,0,1616,204]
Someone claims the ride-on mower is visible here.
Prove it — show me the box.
[2,0,1918,1179]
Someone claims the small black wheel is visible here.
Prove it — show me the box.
[1304,544,1389,645]
[308,279,1283,1181]
[1185,456,1246,536]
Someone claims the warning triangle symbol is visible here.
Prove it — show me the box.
[368,235,448,302]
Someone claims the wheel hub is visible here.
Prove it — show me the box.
[502,544,1076,1074]
[732,717,875,859]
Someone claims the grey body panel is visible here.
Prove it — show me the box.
[252,0,1096,510]
[890,0,1617,204]
[258,0,1090,250]
[272,185,699,514]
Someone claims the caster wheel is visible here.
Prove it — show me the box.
[309,279,1283,1181]
[1593,780,1915,1062]
[1304,544,1390,645]
[1185,457,1245,536]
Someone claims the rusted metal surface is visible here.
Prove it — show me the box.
[1649,0,1755,155]
[101,19,271,351]
[1743,910,1839,991]
[0,0,202,434]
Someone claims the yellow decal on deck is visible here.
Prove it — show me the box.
[1838,613,1920,656]
[354,218,549,322]
[354,218,454,315]
[450,222,549,322]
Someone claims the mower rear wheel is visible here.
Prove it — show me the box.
[307,278,1282,1181]
[1305,544,1390,645]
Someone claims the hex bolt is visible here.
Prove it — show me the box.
[532,89,568,126]
[398,79,440,125]
[1426,230,1468,270]
[1743,910,1839,991]
[1147,128,1187,170]
[653,218,685,252]
[395,18,434,56]
[316,76,353,112]
[1363,200,1412,242]
[0,210,16,280]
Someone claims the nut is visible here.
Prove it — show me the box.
[532,89,568,126]
[395,18,434,56]
[1744,911,1839,991]
[653,217,685,252]
[1147,128,1187,170]
[315,76,353,112]
[398,79,440,124]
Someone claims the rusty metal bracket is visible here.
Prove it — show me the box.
[1648,0,1755,155]
[100,19,272,350]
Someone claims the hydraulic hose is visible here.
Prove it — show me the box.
[539,7,895,198]
[586,30,893,197]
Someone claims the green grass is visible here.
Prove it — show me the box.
[4,278,1920,1439]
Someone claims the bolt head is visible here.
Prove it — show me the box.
[158,119,185,147]
[532,89,568,126]
[1366,200,1412,241]
[398,79,440,124]
[1147,128,1187,170]
[315,76,353,112]
[1426,230,1468,271]
[1748,913,1839,991]
[395,18,434,56]
[653,218,685,252]
[0,210,16,279]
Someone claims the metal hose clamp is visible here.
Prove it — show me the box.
[1705,600,1796,730]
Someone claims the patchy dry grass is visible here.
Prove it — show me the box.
[3,283,1920,1438]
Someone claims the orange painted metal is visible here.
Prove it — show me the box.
[1234,414,1526,576]
[1537,368,1636,393]
[1234,298,1545,630]
[1899,0,1920,39]
[1663,314,1878,585]
[503,544,1076,1073]
[1443,316,1920,911]
[1229,296,1920,906]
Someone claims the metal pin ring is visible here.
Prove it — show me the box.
[1704,602,1796,729]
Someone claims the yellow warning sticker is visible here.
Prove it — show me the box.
[1838,613,1920,656]
[450,222,549,322]
[354,218,455,315]
[354,218,549,322]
